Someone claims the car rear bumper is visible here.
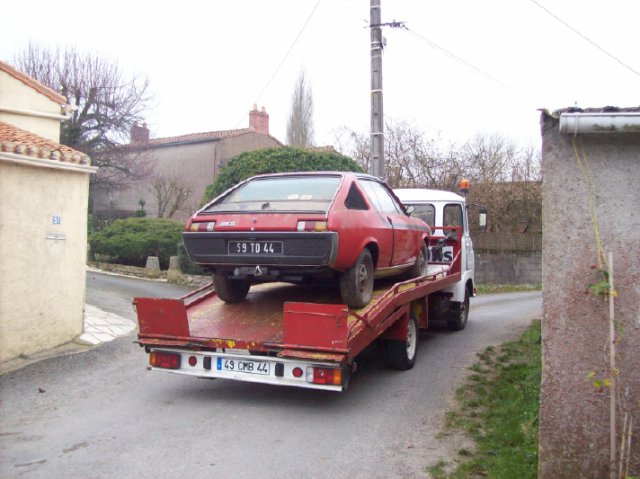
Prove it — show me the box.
[183,231,339,268]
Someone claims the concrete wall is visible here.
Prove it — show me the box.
[0,161,90,363]
[475,253,541,284]
[0,68,63,141]
[539,112,640,477]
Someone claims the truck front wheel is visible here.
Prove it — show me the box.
[447,288,470,331]
[387,315,418,370]
[212,273,250,304]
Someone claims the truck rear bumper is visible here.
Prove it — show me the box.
[147,347,348,392]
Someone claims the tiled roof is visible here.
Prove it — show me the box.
[142,128,256,147]
[0,60,66,105]
[0,121,90,165]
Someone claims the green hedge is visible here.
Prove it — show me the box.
[177,241,206,275]
[89,218,184,269]
[202,147,363,203]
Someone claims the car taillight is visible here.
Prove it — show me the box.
[306,366,342,386]
[297,221,327,232]
[189,221,216,232]
[150,351,181,369]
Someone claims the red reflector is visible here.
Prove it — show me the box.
[188,356,198,367]
[150,351,181,369]
[292,367,303,378]
[310,367,342,386]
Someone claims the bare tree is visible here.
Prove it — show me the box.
[13,43,153,192]
[286,69,314,147]
[150,175,193,219]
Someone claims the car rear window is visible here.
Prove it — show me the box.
[205,176,342,213]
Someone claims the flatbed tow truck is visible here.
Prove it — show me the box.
[134,187,481,391]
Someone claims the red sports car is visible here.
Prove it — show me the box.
[183,172,430,308]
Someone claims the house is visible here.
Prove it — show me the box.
[539,107,639,477]
[0,61,96,365]
[92,105,282,222]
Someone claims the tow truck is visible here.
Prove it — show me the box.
[134,184,483,391]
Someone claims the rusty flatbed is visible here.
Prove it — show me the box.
[134,234,462,391]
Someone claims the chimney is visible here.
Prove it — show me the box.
[249,104,269,135]
[130,122,149,143]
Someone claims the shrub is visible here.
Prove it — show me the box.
[89,218,184,269]
[177,241,206,275]
[202,147,363,203]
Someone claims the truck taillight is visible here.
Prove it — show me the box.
[150,351,181,369]
[307,366,342,386]
[297,221,327,232]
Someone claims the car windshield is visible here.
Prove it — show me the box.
[204,176,342,213]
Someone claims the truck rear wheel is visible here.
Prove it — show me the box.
[387,315,418,370]
[340,249,374,309]
[447,288,470,331]
[212,273,250,304]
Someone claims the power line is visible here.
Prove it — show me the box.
[252,0,321,105]
[528,0,640,78]
[406,28,516,94]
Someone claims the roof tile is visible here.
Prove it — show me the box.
[0,121,90,165]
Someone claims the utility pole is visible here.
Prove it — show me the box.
[370,0,384,178]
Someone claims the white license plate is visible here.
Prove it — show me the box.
[217,357,270,375]
[229,241,283,255]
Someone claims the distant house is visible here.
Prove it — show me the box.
[0,61,96,366]
[93,105,282,222]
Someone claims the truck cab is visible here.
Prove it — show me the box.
[394,187,482,330]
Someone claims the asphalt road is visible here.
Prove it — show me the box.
[0,272,541,479]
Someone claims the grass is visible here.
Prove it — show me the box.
[475,283,541,295]
[429,320,541,479]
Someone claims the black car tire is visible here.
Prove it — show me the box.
[405,242,429,280]
[212,273,250,304]
[339,249,374,309]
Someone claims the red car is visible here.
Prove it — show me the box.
[183,172,430,308]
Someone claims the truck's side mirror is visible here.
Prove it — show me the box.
[479,208,488,232]
[405,205,415,216]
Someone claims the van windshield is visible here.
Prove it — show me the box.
[408,204,435,227]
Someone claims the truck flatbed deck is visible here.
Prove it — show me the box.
[135,233,463,391]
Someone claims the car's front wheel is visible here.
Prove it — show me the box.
[212,273,250,304]
[339,249,374,309]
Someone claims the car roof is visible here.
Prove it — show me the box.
[249,171,376,180]
[394,188,465,203]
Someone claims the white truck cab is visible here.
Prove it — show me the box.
[395,186,485,330]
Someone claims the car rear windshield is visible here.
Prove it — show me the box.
[204,176,342,213]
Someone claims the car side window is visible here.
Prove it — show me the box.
[359,180,401,214]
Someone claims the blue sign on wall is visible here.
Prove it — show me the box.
[52,216,61,225]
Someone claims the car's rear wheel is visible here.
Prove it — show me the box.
[212,273,250,304]
[340,249,374,309]
[405,242,429,279]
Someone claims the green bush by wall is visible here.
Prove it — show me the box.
[89,218,184,269]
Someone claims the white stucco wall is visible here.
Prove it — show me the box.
[0,159,91,363]
[0,69,63,142]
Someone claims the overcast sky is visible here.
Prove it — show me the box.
[1,0,638,149]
